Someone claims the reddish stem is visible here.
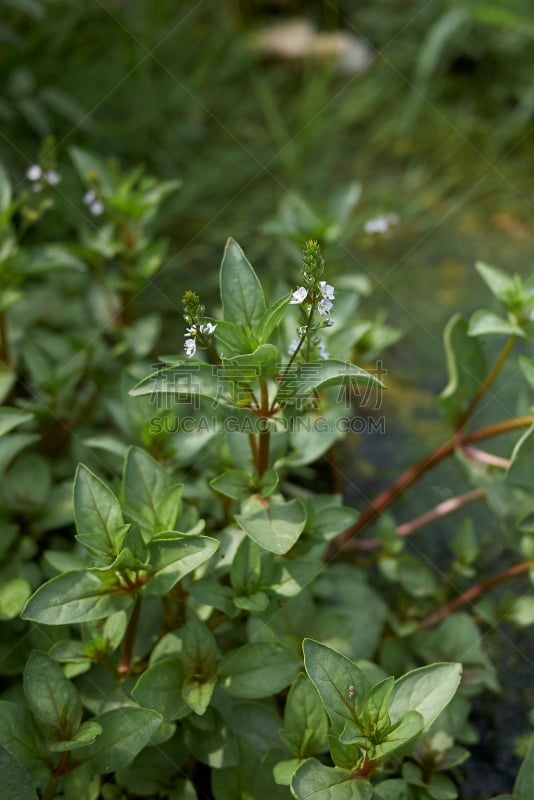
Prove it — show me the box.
[418,558,534,630]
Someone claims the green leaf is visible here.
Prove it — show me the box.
[277,359,383,405]
[145,535,219,595]
[507,426,534,488]
[72,707,162,773]
[129,362,220,403]
[328,734,364,770]
[70,146,114,193]
[372,710,423,759]
[514,737,534,799]
[0,745,38,800]
[372,779,408,799]
[257,292,291,342]
[359,676,394,735]
[475,262,516,304]
[0,701,49,781]
[218,642,300,698]
[0,407,33,437]
[122,446,182,538]
[131,658,191,720]
[389,663,462,731]
[439,314,487,425]
[74,464,128,558]
[23,652,81,740]
[49,720,102,752]
[213,320,257,358]
[21,571,132,624]
[230,535,262,596]
[220,237,266,329]
[468,310,525,338]
[281,674,329,757]
[223,344,280,377]
[291,759,372,800]
[236,494,306,554]
[23,245,86,275]
[0,578,31,620]
[181,616,218,714]
[303,639,370,734]
[0,161,12,213]
[211,469,256,501]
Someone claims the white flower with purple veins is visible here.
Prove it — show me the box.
[320,281,335,301]
[184,338,197,358]
[318,298,333,317]
[26,165,42,181]
[364,212,399,235]
[290,286,308,304]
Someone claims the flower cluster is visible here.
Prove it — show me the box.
[26,164,61,190]
[83,190,105,217]
[290,240,335,324]
[184,322,216,358]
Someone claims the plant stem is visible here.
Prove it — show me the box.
[335,415,534,547]
[350,488,486,552]
[455,335,516,431]
[257,379,270,478]
[418,557,534,630]
[118,594,142,675]
[42,751,69,800]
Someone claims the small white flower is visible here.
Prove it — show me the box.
[364,213,399,235]
[45,170,61,185]
[90,200,105,216]
[318,298,333,317]
[83,190,96,206]
[318,341,329,359]
[26,164,42,181]
[184,338,197,357]
[320,281,335,301]
[199,322,216,335]
[290,286,308,304]
[325,318,334,327]
[185,325,197,336]
[288,339,299,355]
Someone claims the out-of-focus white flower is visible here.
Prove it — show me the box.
[83,190,96,206]
[45,170,61,185]
[364,213,399,235]
[318,298,333,317]
[184,338,197,357]
[26,165,42,181]
[90,200,105,216]
[320,281,335,300]
[317,341,329,359]
[290,286,308,304]
[288,339,299,355]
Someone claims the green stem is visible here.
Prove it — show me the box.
[455,335,515,431]
[418,557,534,630]
[118,594,142,675]
[270,303,315,413]
[335,415,534,547]
[42,751,69,800]
[257,379,270,478]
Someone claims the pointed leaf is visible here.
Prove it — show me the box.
[514,737,534,799]
[389,663,462,731]
[21,571,132,624]
[468,310,525,338]
[122,446,182,537]
[131,658,191,720]
[129,362,220,403]
[49,721,102,752]
[0,702,49,781]
[372,710,423,759]
[303,639,370,734]
[218,642,300,698]
[507,426,534,488]
[281,674,329,757]
[257,292,291,342]
[74,465,126,557]
[475,262,516,304]
[145,535,219,595]
[439,314,487,425]
[0,408,33,437]
[236,494,306,554]
[23,652,81,740]
[277,359,383,405]
[72,707,162,773]
[220,237,266,329]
